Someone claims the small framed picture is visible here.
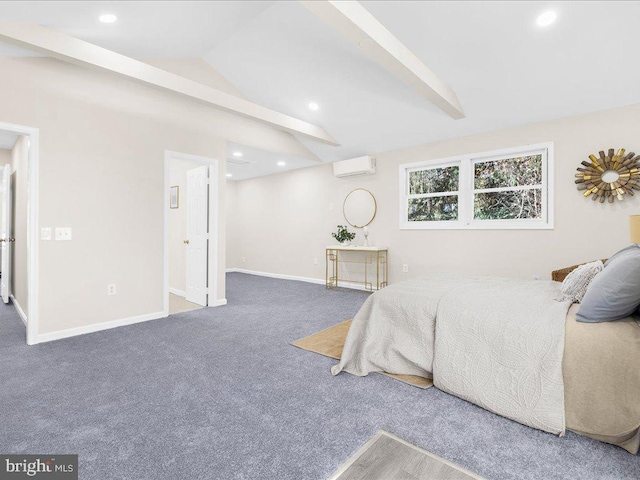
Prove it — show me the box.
[170,186,179,209]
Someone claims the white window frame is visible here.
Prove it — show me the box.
[399,142,554,230]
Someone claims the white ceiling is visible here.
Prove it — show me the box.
[0,130,19,150]
[0,1,273,57]
[225,141,319,181]
[2,1,640,179]
[207,1,640,165]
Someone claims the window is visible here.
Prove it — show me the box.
[399,143,553,229]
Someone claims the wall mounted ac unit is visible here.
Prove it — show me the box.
[333,156,376,178]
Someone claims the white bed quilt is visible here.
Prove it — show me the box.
[332,273,572,435]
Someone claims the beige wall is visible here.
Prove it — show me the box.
[0,148,9,273]
[10,135,28,314]
[225,179,240,269]
[228,103,640,283]
[0,148,10,166]
[0,56,315,337]
[168,157,202,294]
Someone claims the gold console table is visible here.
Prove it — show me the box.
[326,246,388,291]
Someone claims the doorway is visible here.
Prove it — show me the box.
[1,163,14,303]
[0,122,39,345]
[164,151,220,316]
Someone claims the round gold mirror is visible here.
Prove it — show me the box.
[576,148,640,203]
[343,189,376,228]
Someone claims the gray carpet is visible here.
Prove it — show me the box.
[0,273,638,480]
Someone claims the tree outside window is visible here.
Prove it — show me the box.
[400,144,552,230]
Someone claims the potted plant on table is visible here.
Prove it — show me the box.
[331,225,356,245]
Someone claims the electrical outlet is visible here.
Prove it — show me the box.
[329,203,334,211]
[402,264,409,273]
[313,257,318,265]
[241,256,246,264]
[41,227,52,240]
[55,227,72,241]
[107,283,117,295]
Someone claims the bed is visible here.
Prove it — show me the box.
[331,271,640,453]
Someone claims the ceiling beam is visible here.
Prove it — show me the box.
[0,24,339,147]
[300,1,465,120]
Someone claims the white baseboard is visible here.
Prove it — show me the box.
[9,294,27,326]
[228,268,324,285]
[209,298,227,307]
[338,283,380,292]
[36,310,166,344]
[169,287,186,297]
[169,288,224,307]
[226,268,376,292]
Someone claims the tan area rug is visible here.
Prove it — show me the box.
[292,320,433,389]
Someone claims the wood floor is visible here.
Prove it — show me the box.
[168,293,203,315]
[329,431,484,480]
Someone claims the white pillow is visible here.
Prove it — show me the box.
[557,260,604,303]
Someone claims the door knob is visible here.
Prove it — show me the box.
[0,239,4,243]
[8,238,15,242]
[183,239,189,244]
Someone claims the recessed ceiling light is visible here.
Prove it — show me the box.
[277,161,286,167]
[536,11,557,27]
[99,14,118,24]
[232,151,243,157]
[308,102,319,111]
[226,173,232,178]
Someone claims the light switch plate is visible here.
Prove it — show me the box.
[55,227,72,241]
[41,227,52,240]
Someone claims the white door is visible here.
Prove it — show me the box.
[1,164,12,304]
[185,165,209,306]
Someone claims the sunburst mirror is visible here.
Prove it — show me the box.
[575,148,640,203]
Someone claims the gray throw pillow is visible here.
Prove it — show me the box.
[604,244,639,266]
[576,245,640,322]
